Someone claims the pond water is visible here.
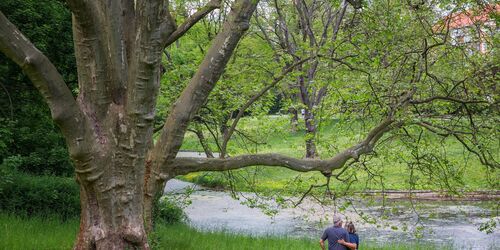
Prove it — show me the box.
[164,179,499,250]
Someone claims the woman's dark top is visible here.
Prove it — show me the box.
[349,233,359,249]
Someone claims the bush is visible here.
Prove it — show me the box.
[0,118,74,177]
[0,156,21,192]
[155,197,187,225]
[0,170,80,220]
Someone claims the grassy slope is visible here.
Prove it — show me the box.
[180,116,498,193]
[0,214,448,250]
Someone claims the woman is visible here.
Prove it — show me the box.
[338,222,359,250]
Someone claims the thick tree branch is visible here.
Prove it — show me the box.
[170,116,400,176]
[144,1,260,226]
[170,90,415,175]
[163,0,222,47]
[65,0,98,29]
[0,11,92,159]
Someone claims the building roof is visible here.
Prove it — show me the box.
[435,4,499,32]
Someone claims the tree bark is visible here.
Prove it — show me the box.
[168,114,403,175]
[304,108,318,158]
[289,107,299,133]
[74,154,150,249]
[1,0,208,247]
[192,125,214,158]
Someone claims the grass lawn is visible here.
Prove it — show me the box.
[0,213,78,249]
[0,213,450,250]
[179,116,498,193]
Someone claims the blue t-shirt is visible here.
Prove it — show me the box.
[321,226,350,250]
[349,233,359,249]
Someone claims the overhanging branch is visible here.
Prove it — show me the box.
[168,89,415,177]
[169,116,400,176]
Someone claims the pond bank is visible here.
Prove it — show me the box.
[356,190,500,201]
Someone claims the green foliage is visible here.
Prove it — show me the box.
[0,156,19,192]
[181,172,228,189]
[176,0,499,196]
[0,0,75,176]
[478,218,498,234]
[0,170,80,220]
[155,197,187,225]
[157,16,282,150]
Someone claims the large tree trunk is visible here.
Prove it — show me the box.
[1,0,225,248]
[75,158,149,249]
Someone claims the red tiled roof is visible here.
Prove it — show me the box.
[435,4,499,31]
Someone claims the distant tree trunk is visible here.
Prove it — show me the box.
[193,124,214,158]
[220,113,231,143]
[304,108,318,158]
[257,0,352,158]
[289,106,299,133]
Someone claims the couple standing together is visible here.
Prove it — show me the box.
[320,214,359,250]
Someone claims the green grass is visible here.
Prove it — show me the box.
[180,116,498,193]
[0,213,78,249]
[154,223,449,250]
[0,213,450,250]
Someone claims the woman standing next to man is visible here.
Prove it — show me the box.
[338,222,359,250]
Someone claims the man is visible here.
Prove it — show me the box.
[320,214,351,250]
